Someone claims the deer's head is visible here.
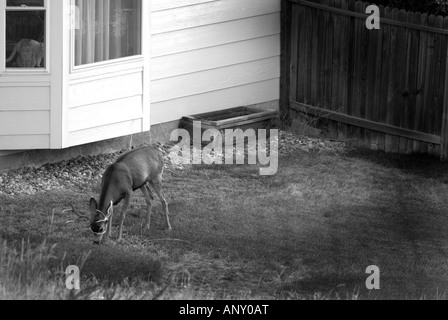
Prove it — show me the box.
[89,199,113,244]
[65,200,113,244]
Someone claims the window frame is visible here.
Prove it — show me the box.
[0,0,50,74]
[69,0,144,73]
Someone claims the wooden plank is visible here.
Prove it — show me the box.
[296,4,307,102]
[152,0,280,34]
[359,2,369,120]
[0,135,50,150]
[151,35,281,80]
[69,72,143,108]
[406,11,421,153]
[437,17,448,140]
[0,86,50,111]
[351,1,364,143]
[291,101,441,144]
[152,0,217,12]
[431,16,445,136]
[421,15,436,153]
[371,5,385,150]
[151,13,281,57]
[441,17,448,159]
[330,0,341,112]
[310,2,319,105]
[316,1,325,106]
[0,111,50,135]
[69,96,144,132]
[281,0,292,124]
[304,5,313,104]
[338,0,350,140]
[365,4,377,122]
[413,13,428,152]
[68,120,143,148]
[151,79,280,125]
[385,8,399,153]
[290,0,448,35]
[151,56,280,103]
[339,0,349,114]
[322,0,333,110]
[289,3,300,104]
[396,10,409,154]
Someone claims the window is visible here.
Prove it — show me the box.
[74,0,142,67]
[5,0,46,69]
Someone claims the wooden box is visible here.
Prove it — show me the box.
[179,107,278,145]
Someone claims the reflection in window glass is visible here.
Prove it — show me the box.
[75,0,142,66]
[5,11,45,68]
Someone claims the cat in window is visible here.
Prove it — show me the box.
[5,39,45,68]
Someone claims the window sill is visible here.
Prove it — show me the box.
[0,69,50,76]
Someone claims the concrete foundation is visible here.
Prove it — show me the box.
[0,121,180,172]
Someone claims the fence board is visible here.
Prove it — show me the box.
[284,0,448,159]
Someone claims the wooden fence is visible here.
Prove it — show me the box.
[280,0,448,159]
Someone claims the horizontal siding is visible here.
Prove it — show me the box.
[0,83,51,150]
[68,119,143,147]
[151,0,280,34]
[69,96,143,132]
[152,57,280,103]
[151,79,280,124]
[151,13,280,57]
[0,135,50,150]
[0,111,50,135]
[151,0,281,125]
[152,0,218,12]
[152,35,280,80]
[0,86,50,111]
[69,72,143,108]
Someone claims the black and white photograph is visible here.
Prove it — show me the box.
[1,0,448,305]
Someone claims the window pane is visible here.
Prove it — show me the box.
[7,0,44,7]
[6,11,45,68]
[75,0,142,66]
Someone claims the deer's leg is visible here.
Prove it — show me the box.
[150,179,172,231]
[141,184,154,231]
[107,211,113,238]
[118,194,131,241]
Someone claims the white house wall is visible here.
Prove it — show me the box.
[0,82,52,150]
[66,66,145,147]
[150,0,281,125]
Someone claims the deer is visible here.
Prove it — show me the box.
[66,146,172,244]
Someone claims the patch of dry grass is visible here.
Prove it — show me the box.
[2,148,448,299]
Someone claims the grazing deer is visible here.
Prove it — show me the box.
[67,146,172,244]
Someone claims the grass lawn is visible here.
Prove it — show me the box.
[1,147,448,300]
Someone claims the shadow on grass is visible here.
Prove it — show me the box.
[344,147,448,180]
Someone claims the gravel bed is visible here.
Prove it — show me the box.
[0,131,350,197]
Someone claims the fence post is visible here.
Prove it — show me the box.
[280,0,293,126]
[442,85,448,161]
[442,41,448,160]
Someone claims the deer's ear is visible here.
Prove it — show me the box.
[89,198,98,213]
